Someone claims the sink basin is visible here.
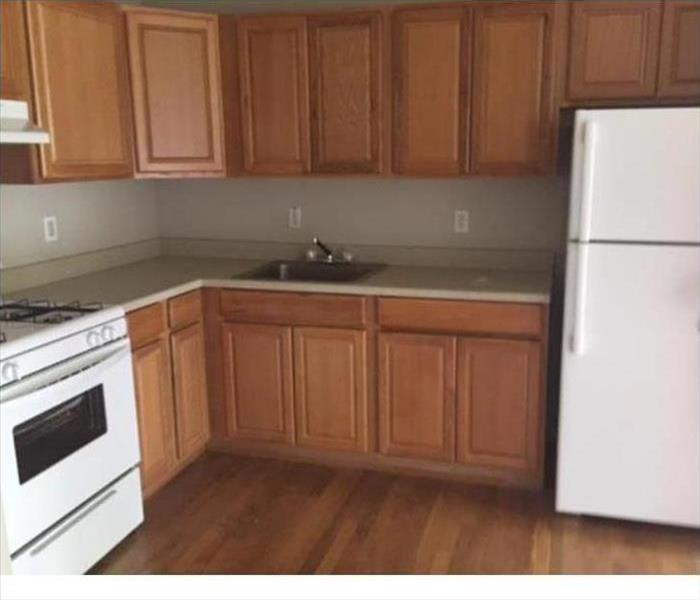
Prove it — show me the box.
[237,260,383,283]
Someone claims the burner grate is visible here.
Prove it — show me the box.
[0,300,104,324]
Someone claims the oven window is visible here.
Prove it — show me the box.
[13,385,108,484]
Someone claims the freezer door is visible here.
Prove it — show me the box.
[557,242,700,527]
[569,108,700,244]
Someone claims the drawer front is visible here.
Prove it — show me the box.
[168,290,203,330]
[220,290,368,328]
[378,297,544,338]
[127,302,167,348]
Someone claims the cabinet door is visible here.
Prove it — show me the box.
[222,323,295,443]
[238,16,310,174]
[309,12,382,173]
[456,338,542,473]
[25,1,133,180]
[392,8,470,175]
[379,333,456,461]
[658,0,700,98]
[568,1,662,100]
[294,327,368,453]
[1,1,31,101]
[125,8,225,176]
[132,339,178,497]
[171,322,210,462]
[471,2,556,175]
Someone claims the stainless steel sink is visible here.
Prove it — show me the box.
[237,260,383,283]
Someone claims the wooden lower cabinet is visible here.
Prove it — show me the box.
[221,323,295,443]
[456,338,542,473]
[171,322,211,461]
[378,333,456,461]
[294,327,369,452]
[131,338,178,497]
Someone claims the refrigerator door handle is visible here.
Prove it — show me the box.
[578,121,597,242]
[570,243,590,355]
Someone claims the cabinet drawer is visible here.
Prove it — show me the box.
[378,298,544,338]
[168,290,203,331]
[220,290,368,328]
[127,302,167,348]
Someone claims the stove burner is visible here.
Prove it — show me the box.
[0,300,104,324]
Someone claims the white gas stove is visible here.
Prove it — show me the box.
[0,299,143,574]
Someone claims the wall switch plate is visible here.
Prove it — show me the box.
[288,207,302,229]
[43,216,58,242]
[454,209,469,234]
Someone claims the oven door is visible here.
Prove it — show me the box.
[0,338,141,555]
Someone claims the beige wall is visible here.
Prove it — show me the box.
[0,180,159,269]
[157,177,568,251]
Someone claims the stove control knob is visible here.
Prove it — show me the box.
[87,331,102,347]
[1,362,19,384]
[101,325,115,343]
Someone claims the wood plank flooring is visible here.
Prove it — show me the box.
[94,452,700,574]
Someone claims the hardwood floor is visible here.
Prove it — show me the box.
[94,452,700,574]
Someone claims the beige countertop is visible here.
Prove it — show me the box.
[6,256,552,312]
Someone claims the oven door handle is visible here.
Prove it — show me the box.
[0,339,131,404]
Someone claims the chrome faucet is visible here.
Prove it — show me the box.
[312,237,335,263]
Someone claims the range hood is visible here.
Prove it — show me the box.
[0,99,50,144]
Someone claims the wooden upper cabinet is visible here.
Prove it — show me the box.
[294,327,369,453]
[379,332,456,461]
[222,323,295,443]
[456,338,542,474]
[25,1,133,180]
[568,1,663,100]
[1,1,31,101]
[392,7,470,175]
[308,12,383,174]
[658,0,700,98]
[125,8,225,176]
[238,16,310,174]
[171,322,211,461]
[471,2,557,175]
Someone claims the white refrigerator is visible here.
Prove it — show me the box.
[556,108,700,528]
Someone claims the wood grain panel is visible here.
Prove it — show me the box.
[294,327,369,453]
[309,12,382,173]
[222,323,295,443]
[568,1,662,100]
[379,332,456,461]
[658,0,700,98]
[471,2,556,175]
[456,338,542,473]
[168,290,204,331]
[125,7,225,175]
[220,290,368,328]
[392,7,470,175]
[26,1,133,180]
[127,302,167,349]
[378,297,544,339]
[1,1,31,101]
[238,15,310,173]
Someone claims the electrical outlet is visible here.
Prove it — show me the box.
[453,209,469,234]
[43,216,58,242]
[288,207,302,229]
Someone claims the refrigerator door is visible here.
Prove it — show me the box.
[557,242,700,527]
[569,108,700,243]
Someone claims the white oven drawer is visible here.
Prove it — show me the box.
[11,467,144,574]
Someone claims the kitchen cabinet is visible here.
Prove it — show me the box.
[221,323,295,443]
[19,1,133,180]
[294,327,369,452]
[1,1,31,101]
[124,7,226,177]
[658,0,700,98]
[471,2,557,175]
[392,7,470,175]
[567,1,663,100]
[378,333,456,461]
[308,12,383,173]
[456,338,542,472]
[127,291,210,497]
[237,16,310,174]
[131,338,178,498]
